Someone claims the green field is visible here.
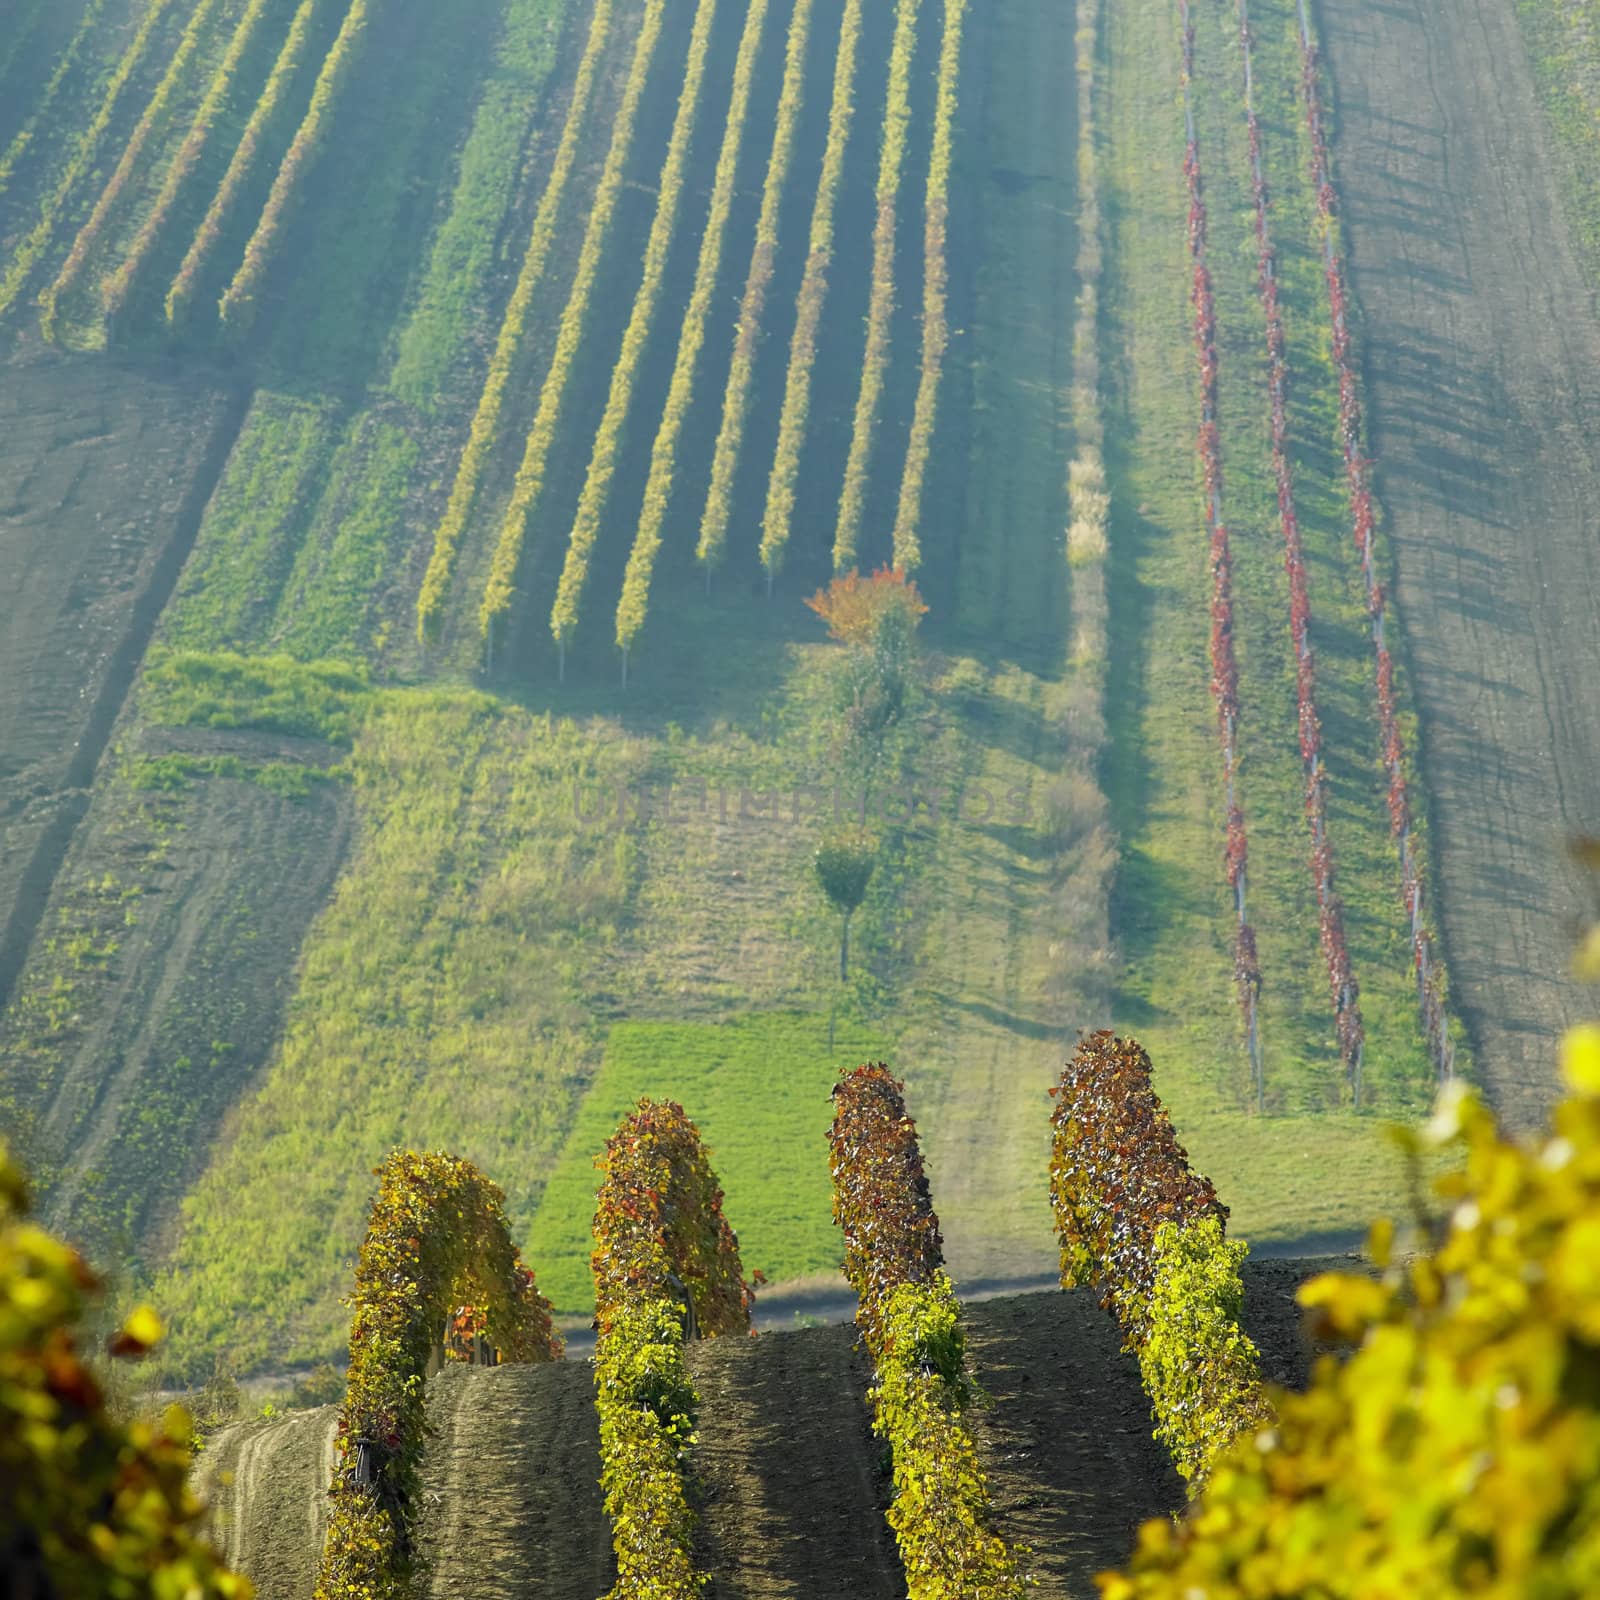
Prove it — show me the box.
[526,1012,888,1313]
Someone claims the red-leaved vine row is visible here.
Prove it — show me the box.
[1292,0,1454,1082]
[1049,1031,1226,1331]
[1177,1,1263,1100]
[828,1063,944,1356]
[1229,0,1364,1097]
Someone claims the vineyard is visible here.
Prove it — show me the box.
[4,0,1600,1590]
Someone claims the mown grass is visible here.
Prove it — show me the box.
[526,1012,886,1314]
[1513,0,1600,293]
[1099,0,1428,1234]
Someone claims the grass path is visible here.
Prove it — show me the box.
[896,0,1080,1285]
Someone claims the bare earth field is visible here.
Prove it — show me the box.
[1318,0,1600,1127]
[0,344,239,1008]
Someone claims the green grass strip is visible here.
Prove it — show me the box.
[613,0,774,653]
[0,0,110,204]
[101,0,284,323]
[164,0,331,326]
[218,0,373,329]
[478,0,670,643]
[40,0,233,340]
[694,0,817,574]
[759,0,865,581]
[414,0,617,643]
[547,0,724,651]
[830,0,920,572]
[0,0,183,322]
[891,0,966,570]
[388,0,577,410]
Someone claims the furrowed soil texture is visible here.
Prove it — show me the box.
[194,1268,1331,1598]
[0,349,238,1014]
[1317,0,1600,1127]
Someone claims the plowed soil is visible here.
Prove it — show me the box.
[195,1266,1331,1598]
[0,344,240,1010]
[1317,0,1600,1126]
[194,1404,340,1600]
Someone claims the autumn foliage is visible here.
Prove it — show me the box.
[805,565,928,649]
[0,1144,250,1597]
[1104,1028,1600,1596]
[829,1066,1028,1597]
[828,1062,944,1356]
[315,1151,559,1600]
[1050,1031,1225,1328]
[591,1100,750,1600]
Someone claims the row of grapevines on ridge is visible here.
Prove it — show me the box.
[415,0,619,643]
[0,0,185,321]
[830,0,921,572]
[695,0,819,576]
[219,0,375,329]
[478,0,671,649]
[829,1063,1029,1597]
[1049,1031,1270,1487]
[591,1099,751,1600]
[313,1150,560,1600]
[547,0,725,657]
[758,0,865,584]
[891,0,967,570]
[39,0,235,340]
[164,0,337,326]
[613,0,777,657]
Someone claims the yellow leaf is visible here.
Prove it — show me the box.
[1560,1025,1600,1097]
[122,1303,164,1348]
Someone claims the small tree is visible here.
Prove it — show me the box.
[815,832,877,981]
[807,567,928,743]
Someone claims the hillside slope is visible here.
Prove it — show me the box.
[1317,0,1600,1128]
[199,1265,1329,1598]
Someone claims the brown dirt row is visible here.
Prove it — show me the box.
[190,1261,1334,1599]
[193,1403,339,1600]
[1316,0,1600,1128]
[0,344,241,1013]
[685,1321,903,1600]
[417,1360,613,1599]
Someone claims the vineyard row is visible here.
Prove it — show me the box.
[1292,0,1456,1083]
[1175,0,1265,1094]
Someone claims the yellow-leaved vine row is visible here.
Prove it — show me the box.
[694,0,817,575]
[831,0,921,572]
[165,0,331,327]
[478,0,669,646]
[415,0,618,644]
[891,0,966,571]
[218,0,374,329]
[41,0,233,341]
[0,0,111,205]
[758,0,865,583]
[548,0,723,655]
[103,0,284,323]
[613,0,776,654]
[0,0,182,322]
